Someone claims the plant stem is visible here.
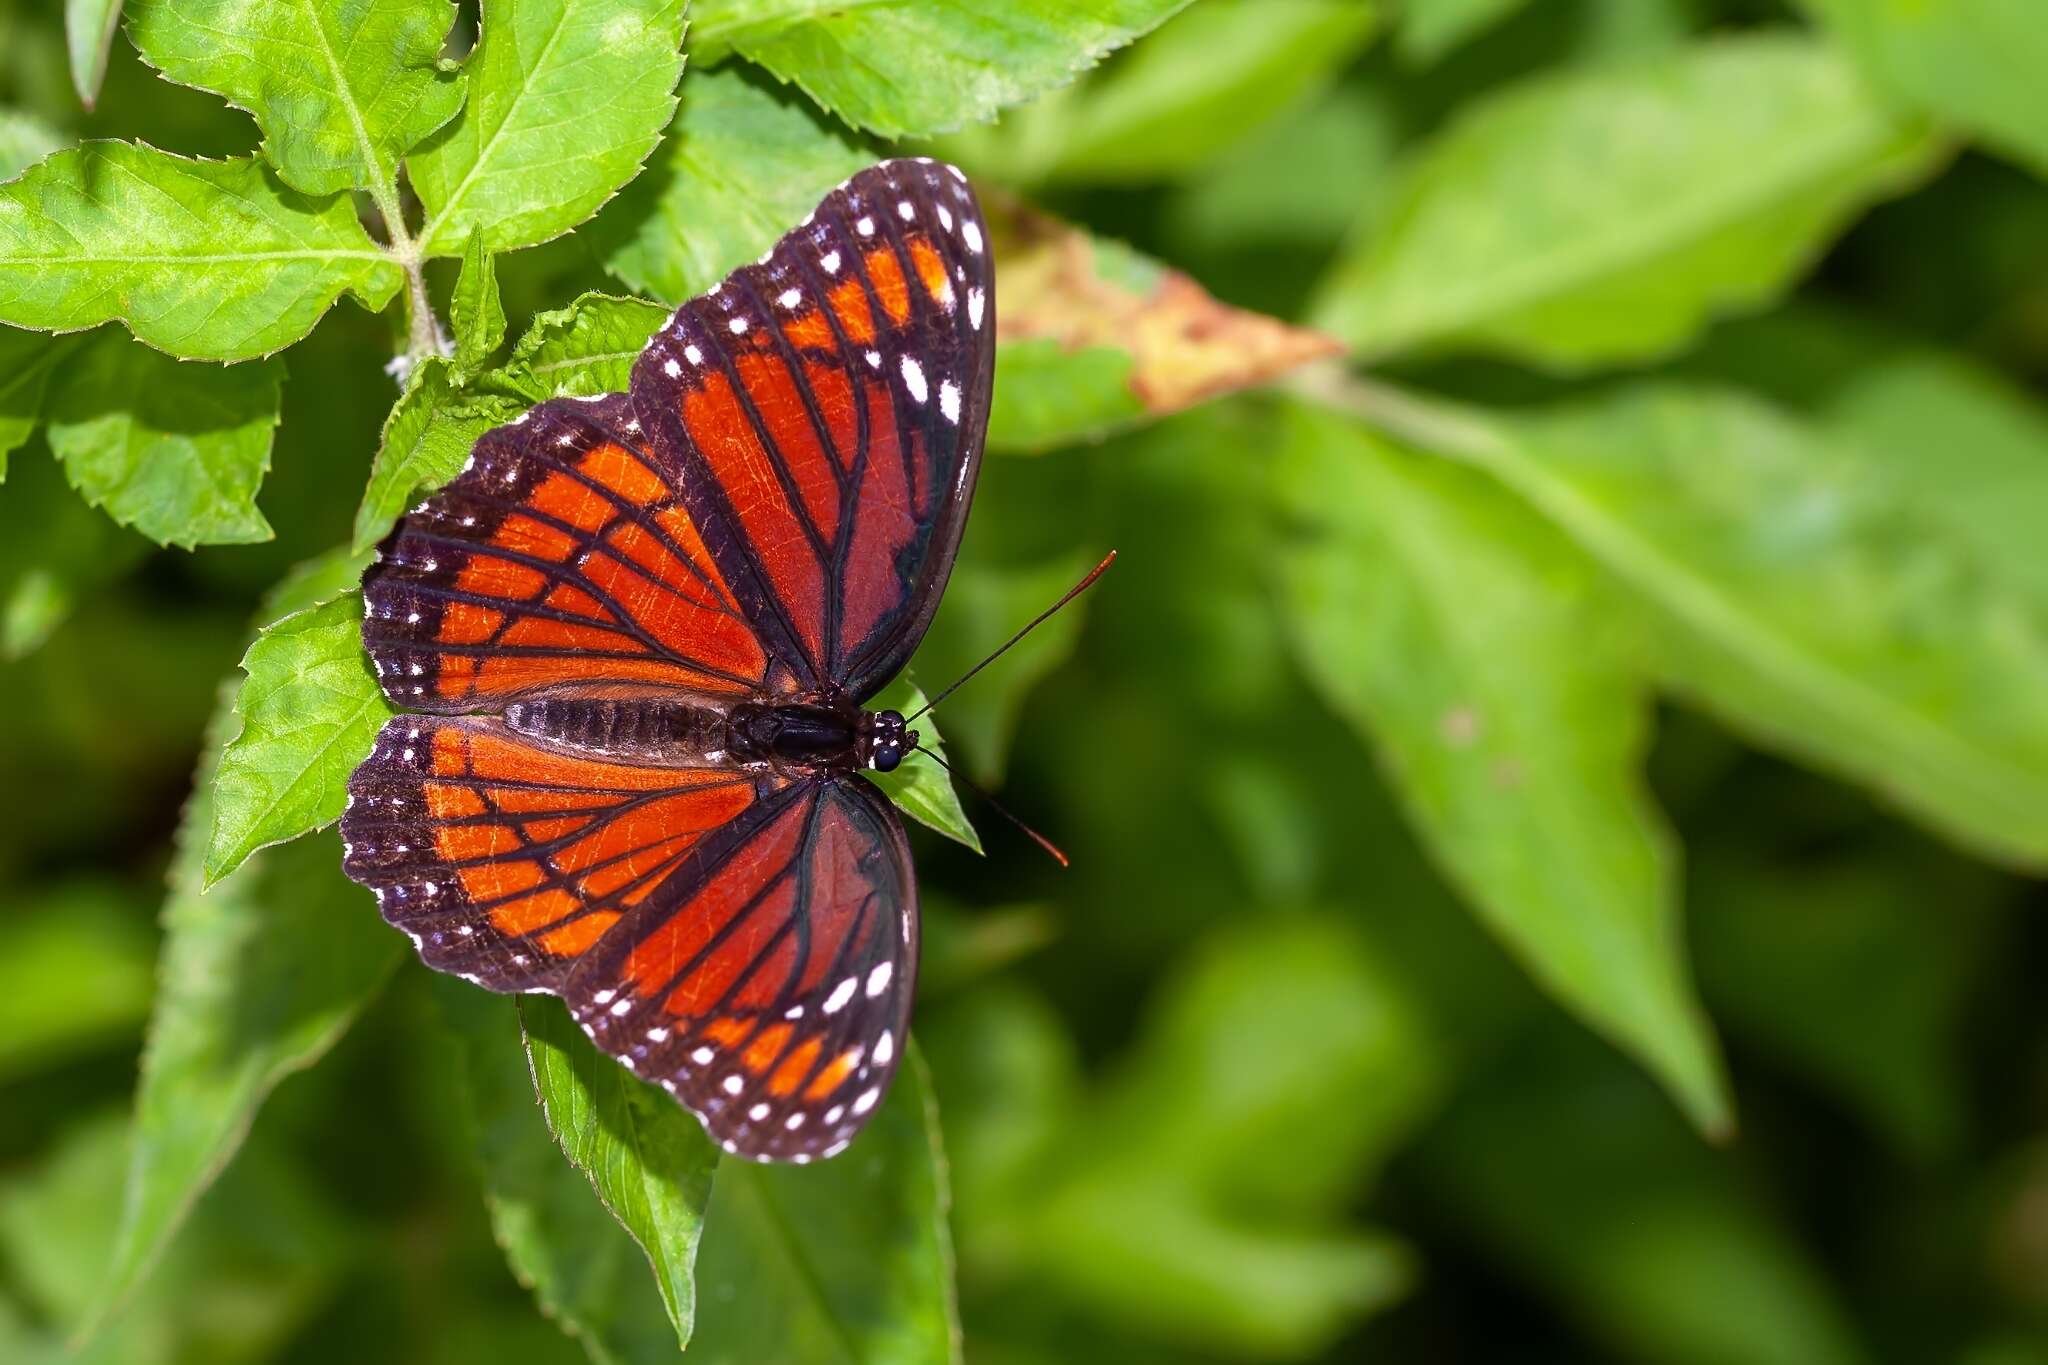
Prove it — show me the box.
[366,178,446,372]
[1285,361,1509,467]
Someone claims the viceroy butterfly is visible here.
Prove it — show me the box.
[340,159,1088,1164]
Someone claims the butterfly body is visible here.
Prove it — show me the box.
[340,158,991,1162]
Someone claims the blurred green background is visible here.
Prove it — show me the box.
[4,0,2048,1361]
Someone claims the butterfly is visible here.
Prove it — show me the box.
[340,159,991,1163]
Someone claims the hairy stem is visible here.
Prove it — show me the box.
[367,176,447,373]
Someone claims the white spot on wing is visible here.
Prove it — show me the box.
[778,287,802,309]
[663,358,681,378]
[940,379,961,424]
[962,220,983,254]
[821,250,840,274]
[900,357,927,403]
[722,1074,744,1095]
[823,976,857,1014]
[967,287,985,330]
[873,1029,894,1066]
[728,316,749,334]
[852,1087,880,1115]
[866,961,894,997]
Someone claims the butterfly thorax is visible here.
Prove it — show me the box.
[728,702,914,774]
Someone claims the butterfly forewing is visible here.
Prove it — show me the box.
[344,160,987,1162]
[631,157,994,702]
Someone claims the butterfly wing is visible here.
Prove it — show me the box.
[341,714,765,993]
[361,392,782,711]
[342,716,914,1161]
[570,771,915,1162]
[630,157,994,701]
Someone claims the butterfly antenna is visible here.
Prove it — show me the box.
[906,550,1117,724]
[915,744,1070,867]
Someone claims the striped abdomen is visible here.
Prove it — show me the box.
[501,695,727,759]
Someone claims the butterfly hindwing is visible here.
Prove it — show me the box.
[569,773,917,1162]
[631,158,994,702]
[340,714,765,993]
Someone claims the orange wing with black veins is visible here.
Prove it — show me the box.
[361,392,780,711]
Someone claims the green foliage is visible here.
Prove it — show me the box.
[5,1,2048,1362]
[125,0,464,196]
[689,0,1195,138]
[1276,402,1728,1131]
[205,595,393,886]
[1797,0,2048,176]
[522,996,717,1351]
[408,0,687,255]
[1315,34,1942,366]
[0,143,401,360]
[64,0,124,108]
[686,1045,959,1364]
[43,331,282,547]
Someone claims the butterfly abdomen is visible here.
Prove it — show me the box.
[502,695,727,758]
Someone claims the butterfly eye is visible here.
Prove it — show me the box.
[869,740,904,773]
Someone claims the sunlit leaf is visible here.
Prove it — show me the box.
[1797,0,2048,177]
[1375,379,2048,868]
[520,996,718,1352]
[438,985,689,1365]
[452,229,507,376]
[500,291,669,400]
[601,66,871,305]
[411,0,687,255]
[687,1043,960,1364]
[690,0,1195,139]
[204,596,394,887]
[89,687,401,1332]
[0,143,402,361]
[1277,402,1730,1134]
[126,0,464,195]
[43,329,281,547]
[1313,35,1943,367]
[989,200,1338,452]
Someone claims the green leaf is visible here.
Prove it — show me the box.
[203,595,395,887]
[687,1042,960,1364]
[0,324,67,471]
[1312,34,1943,367]
[0,881,155,1081]
[125,0,464,196]
[452,229,506,375]
[1419,1028,1868,1365]
[867,677,981,854]
[1397,380,2048,869]
[948,0,1382,186]
[521,995,719,1352]
[351,355,528,552]
[987,339,1142,454]
[501,291,670,399]
[600,65,871,305]
[0,110,67,179]
[65,0,124,109]
[90,685,401,1331]
[411,0,688,255]
[1276,402,1729,1135]
[1024,920,1429,1356]
[690,0,1195,139]
[1797,0,2048,178]
[437,985,690,1365]
[1395,0,1532,63]
[43,330,281,547]
[0,143,402,361]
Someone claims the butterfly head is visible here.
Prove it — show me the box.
[860,709,916,773]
